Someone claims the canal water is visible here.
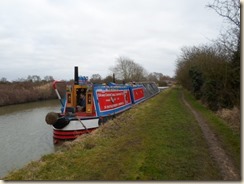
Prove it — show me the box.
[0,100,60,178]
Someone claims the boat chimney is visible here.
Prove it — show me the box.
[74,66,79,85]
[113,73,115,83]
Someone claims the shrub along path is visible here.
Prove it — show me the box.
[181,92,240,180]
[3,87,240,180]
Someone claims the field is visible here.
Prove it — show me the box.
[3,86,240,180]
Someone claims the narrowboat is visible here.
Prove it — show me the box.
[45,66,160,143]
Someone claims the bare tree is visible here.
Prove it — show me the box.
[90,74,102,84]
[43,76,54,82]
[207,0,240,107]
[0,77,8,83]
[207,0,240,56]
[27,75,41,83]
[207,0,240,27]
[110,56,147,82]
[102,75,113,84]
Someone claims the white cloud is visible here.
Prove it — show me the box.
[0,0,224,81]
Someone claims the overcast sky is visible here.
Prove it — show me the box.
[0,0,225,81]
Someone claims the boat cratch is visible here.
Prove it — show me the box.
[45,66,160,143]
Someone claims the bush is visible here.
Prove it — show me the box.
[175,44,239,111]
[0,82,56,106]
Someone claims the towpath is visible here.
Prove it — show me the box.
[181,93,240,180]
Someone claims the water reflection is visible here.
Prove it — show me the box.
[0,100,60,178]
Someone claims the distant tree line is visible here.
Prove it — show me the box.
[0,64,174,106]
[0,75,54,83]
[175,0,240,111]
[90,56,174,86]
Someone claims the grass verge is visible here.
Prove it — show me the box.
[4,87,224,180]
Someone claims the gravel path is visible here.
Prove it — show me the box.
[181,93,240,180]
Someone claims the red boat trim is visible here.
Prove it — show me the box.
[53,128,96,140]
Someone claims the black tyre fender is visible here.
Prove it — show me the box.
[53,117,70,129]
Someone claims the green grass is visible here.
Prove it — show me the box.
[183,89,240,172]
[4,87,226,180]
